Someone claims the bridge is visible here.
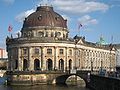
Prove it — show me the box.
[55,70,90,85]
[6,70,90,86]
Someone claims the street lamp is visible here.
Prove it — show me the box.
[101,59,103,70]
[109,44,113,72]
[74,39,78,85]
[91,58,93,73]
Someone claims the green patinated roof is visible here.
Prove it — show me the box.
[96,36,107,45]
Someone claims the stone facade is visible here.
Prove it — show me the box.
[6,5,116,85]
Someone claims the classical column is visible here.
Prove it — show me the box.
[28,47,34,71]
[7,49,11,71]
[10,49,13,71]
[54,46,57,70]
[65,47,68,71]
[41,46,44,70]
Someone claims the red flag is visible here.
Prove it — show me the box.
[8,25,12,32]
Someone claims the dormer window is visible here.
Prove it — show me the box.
[55,15,59,21]
[38,15,42,21]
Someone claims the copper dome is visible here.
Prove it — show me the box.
[22,6,67,29]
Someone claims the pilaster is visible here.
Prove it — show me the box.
[28,47,34,70]
[18,48,22,71]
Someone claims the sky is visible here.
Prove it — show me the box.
[0,0,120,49]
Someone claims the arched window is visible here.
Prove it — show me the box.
[38,32,44,37]
[69,59,72,70]
[23,59,28,71]
[47,59,53,71]
[57,32,61,37]
[45,32,48,37]
[34,59,40,70]
[38,15,42,21]
[59,59,64,71]
[55,32,57,37]
[63,34,65,38]
[51,32,54,37]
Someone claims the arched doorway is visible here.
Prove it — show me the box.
[59,59,64,71]
[47,59,53,71]
[34,59,40,70]
[69,59,72,70]
[23,59,28,71]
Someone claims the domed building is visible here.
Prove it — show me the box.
[6,5,116,85]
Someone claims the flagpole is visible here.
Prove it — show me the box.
[78,23,82,37]
[8,25,13,37]
[111,35,113,44]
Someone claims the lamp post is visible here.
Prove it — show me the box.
[91,58,93,73]
[75,39,77,73]
[109,44,113,72]
[101,59,103,70]
[75,39,77,85]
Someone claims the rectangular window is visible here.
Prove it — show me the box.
[35,47,39,54]
[69,49,72,55]
[47,49,52,54]
[59,49,64,54]
[23,48,27,55]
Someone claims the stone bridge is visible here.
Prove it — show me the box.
[55,70,90,85]
[6,70,90,85]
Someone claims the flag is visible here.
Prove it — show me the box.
[78,23,82,30]
[8,25,12,32]
[77,23,82,36]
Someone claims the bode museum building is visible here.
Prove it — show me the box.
[6,5,116,85]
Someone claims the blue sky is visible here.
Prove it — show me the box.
[0,0,120,49]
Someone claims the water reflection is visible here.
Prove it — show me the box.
[0,85,89,90]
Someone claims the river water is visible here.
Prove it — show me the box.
[0,85,90,90]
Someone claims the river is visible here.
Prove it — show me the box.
[0,85,90,90]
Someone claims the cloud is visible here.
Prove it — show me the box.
[78,15,98,26]
[52,0,109,14]
[15,0,109,23]
[15,9,35,23]
[2,0,15,4]
[108,0,120,7]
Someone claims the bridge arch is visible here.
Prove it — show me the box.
[55,74,86,87]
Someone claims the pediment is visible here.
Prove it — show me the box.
[77,39,84,44]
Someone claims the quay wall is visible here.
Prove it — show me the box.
[89,74,120,90]
[7,71,65,85]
